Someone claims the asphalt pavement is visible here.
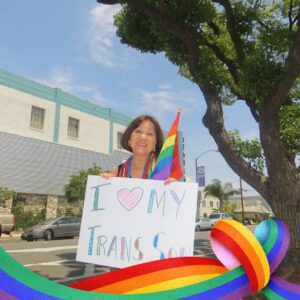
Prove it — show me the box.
[0,229,215,284]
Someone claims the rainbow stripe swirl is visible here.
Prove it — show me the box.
[0,219,299,299]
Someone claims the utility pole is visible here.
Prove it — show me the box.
[239,177,245,224]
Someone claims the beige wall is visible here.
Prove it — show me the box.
[0,85,125,155]
[113,123,127,150]
[200,193,220,217]
[0,86,55,141]
[58,106,110,153]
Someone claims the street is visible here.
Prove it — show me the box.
[0,230,213,285]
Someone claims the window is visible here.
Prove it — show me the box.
[117,132,123,149]
[68,117,79,138]
[202,200,206,207]
[30,106,45,129]
[210,201,213,208]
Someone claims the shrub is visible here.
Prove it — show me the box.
[11,205,46,230]
[57,207,82,218]
[0,187,16,207]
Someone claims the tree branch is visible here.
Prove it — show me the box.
[288,0,294,30]
[208,22,221,36]
[245,99,260,122]
[212,0,246,62]
[265,15,300,114]
[288,0,299,30]
[159,0,165,13]
[98,0,120,4]
[201,85,267,198]
[203,38,239,83]
[126,0,203,78]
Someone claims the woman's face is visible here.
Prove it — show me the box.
[129,120,157,157]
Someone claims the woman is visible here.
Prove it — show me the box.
[100,115,176,184]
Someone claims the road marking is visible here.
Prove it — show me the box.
[6,246,77,253]
[24,260,79,267]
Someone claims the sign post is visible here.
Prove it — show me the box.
[196,165,205,187]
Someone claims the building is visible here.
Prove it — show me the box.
[196,190,272,221]
[0,69,184,218]
[196,188,220,218]
[0,69,132,154]
[229,196,272,221]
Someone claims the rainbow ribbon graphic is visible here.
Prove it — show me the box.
[0,219,299,299]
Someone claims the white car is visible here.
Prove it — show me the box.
[195,216,211,231]
[209,212,233,226]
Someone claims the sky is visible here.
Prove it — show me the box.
[0,0,261,196]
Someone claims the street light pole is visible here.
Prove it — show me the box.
[195,149,219,184]
[195,149,219,219]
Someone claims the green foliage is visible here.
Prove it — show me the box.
[244,218,256,225]
[64,164,102,203]
[0,187,16,207]
[280,102,300,155]
[57,207,82,217]
[239,50,284,103]
[11,205,46,230]
[253,216,263,224]
[204,179,240,211]
[114,0,300,155]
[229,130,265,172]
[222,201,237,216]
[115,4,164,54]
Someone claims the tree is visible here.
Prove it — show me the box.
[222,201,237,217]
[98,0,300,281]
[204,179,239,211]
[64,165,102,204]
[0,187,15,207]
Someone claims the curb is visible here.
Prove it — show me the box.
[0,232,21,240]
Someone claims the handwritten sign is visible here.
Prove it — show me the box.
[76,176,198,268]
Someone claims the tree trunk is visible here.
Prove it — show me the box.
[260,112,300,284]
[267,172,300,283]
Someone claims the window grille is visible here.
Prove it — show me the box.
[68,117,79,138]
[30,106,45,130]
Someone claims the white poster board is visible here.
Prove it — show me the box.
[76,176,198,268]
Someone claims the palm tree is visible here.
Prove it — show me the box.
[222,201,237,218]
[204,179,239,212]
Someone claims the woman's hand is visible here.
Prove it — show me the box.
[99,167,118,180]
[99,172,115,180]
[164,177,177,185]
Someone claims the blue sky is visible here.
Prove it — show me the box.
[0,1,260,195]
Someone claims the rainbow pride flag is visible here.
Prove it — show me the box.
[150,110,184,180]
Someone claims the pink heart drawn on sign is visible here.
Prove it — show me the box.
[117,187,143,211]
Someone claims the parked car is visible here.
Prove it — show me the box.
[0,214,16,236]
[209,212,233,226]
[21,216,81,241]
[195,216,211,231]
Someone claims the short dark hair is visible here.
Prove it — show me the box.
[121,115,164,157]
